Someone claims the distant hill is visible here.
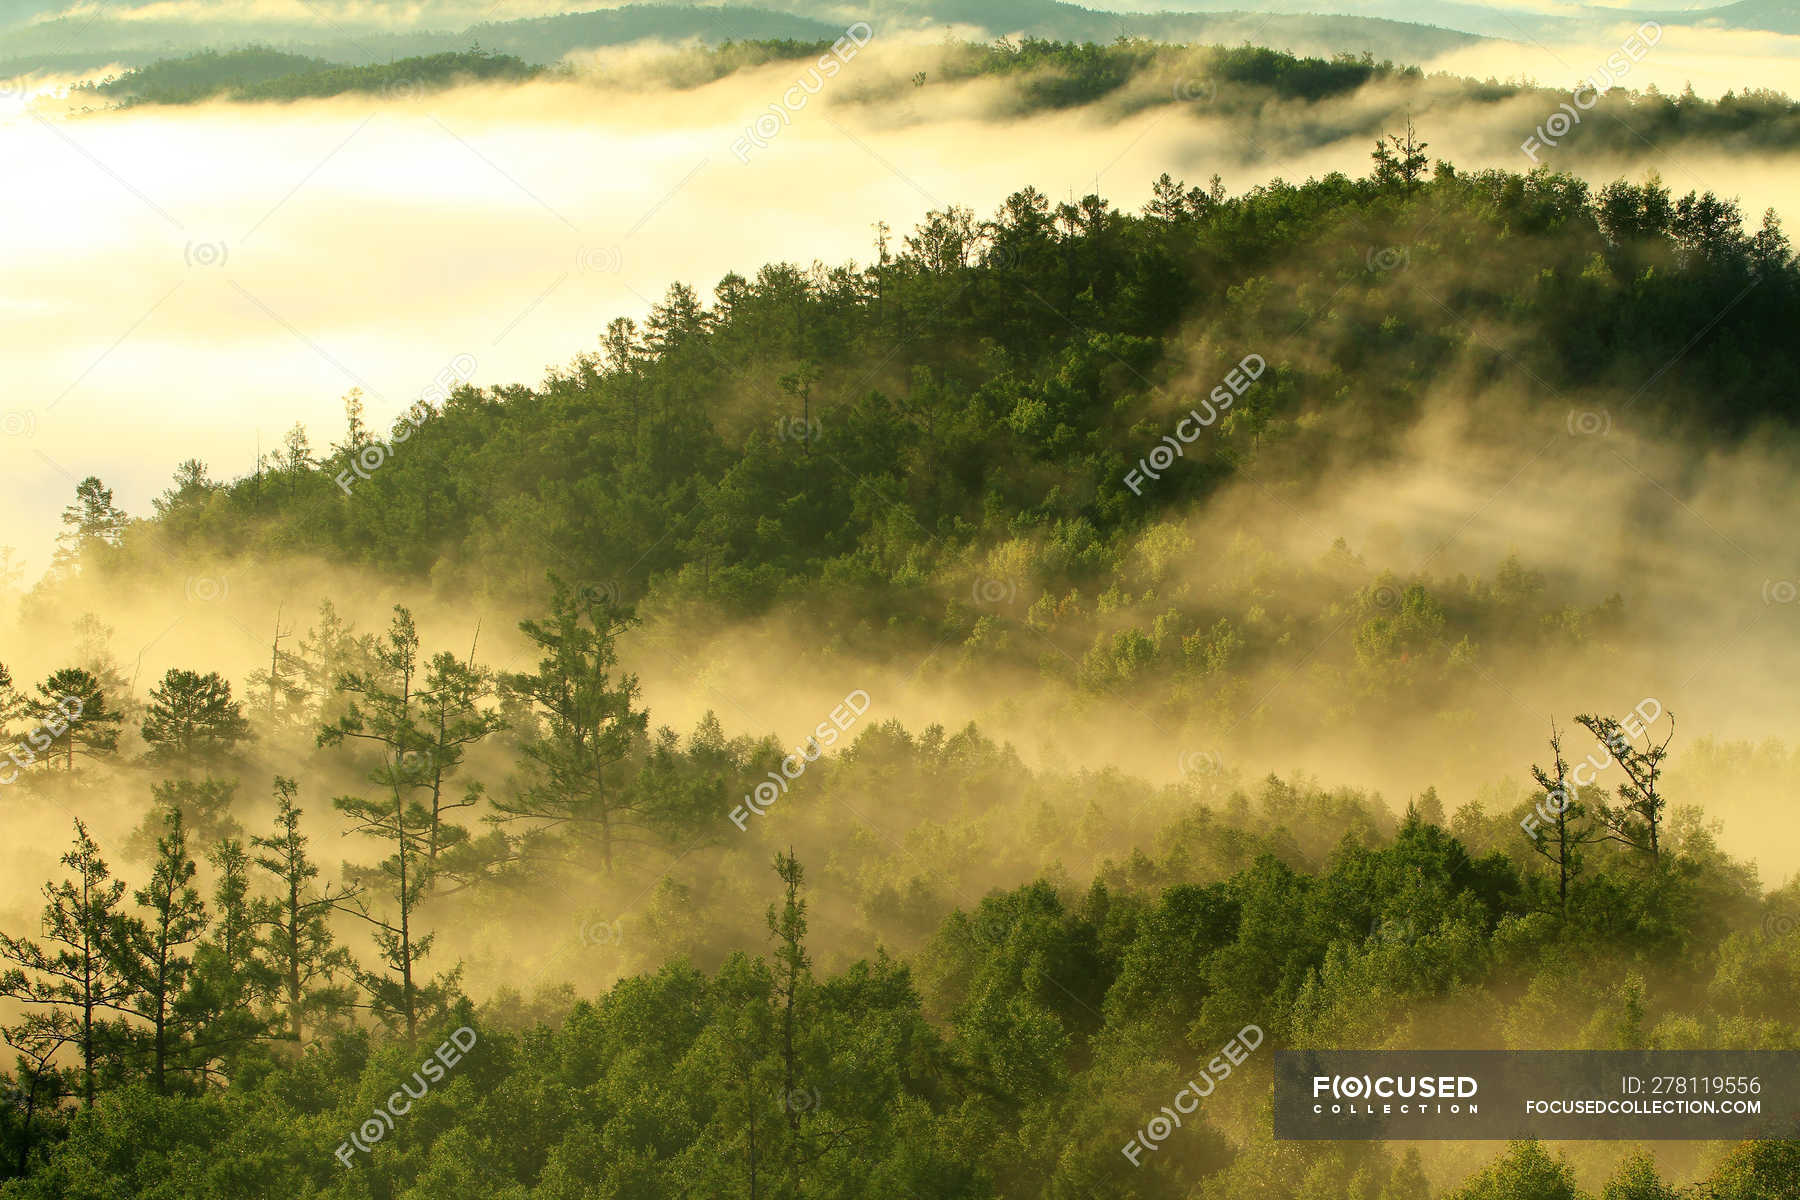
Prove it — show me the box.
[462,5,843,62]
[84,47,334,104]
[80,47,541,106]
[924,0,1800,40]
[1,0,1479,84]
[1656,0,1800,34]
[0,4,842,77]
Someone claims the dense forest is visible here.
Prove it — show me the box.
[79,48,542,107]
[1,598,1797,1195]
[66,130,1798,769]
[65,34,1800,168]
[4,119,1800,1197]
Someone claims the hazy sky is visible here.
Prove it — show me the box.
[4,29,1800,575]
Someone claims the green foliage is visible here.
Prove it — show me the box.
[87,47,539,107]
[2,102,1797,1197]
[1443,1140,1586,1200]
[87,47,332,104]
[319,607,464,1042]
[0,798,1779,1197]
[493,577,656,873]
[83,160,1795,779]
[140,669,252,767]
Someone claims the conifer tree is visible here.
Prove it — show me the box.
[0,821,135,1107]
[496,577,650,874]
[250,777,356,1045]
[119,807,207,1093]
[319,607,455,1041]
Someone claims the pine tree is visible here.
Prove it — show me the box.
[297,600,373,725]
[130,778,243,859]
[182,838,270,1083]
[140,669,253,767]
[250,777,356,1046]
[1371,118,1430,193]
[26,668,121,770]
[768,849,810,1193]
[0,821,136,1107]
[414,648,506,867]
[1,1009,77,1175]
[331,388,372,458]
[50,477,128,576]
[496,577,651,874]
[119,806,207,1093]
[0,661,23,741]
[276,423,313,502]
[1528,719,1601,918]
[319,607,455,1041]
[1575,710,1677,862]
[150,459,214,519]
[244,606,308,733]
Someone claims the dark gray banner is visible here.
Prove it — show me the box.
[1275,1050,1800,1140]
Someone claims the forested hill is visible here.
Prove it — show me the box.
[8,146,1800,1198]
[65,38,1800,164]
[35,147,1783,781]
[81,48,540,107]
[125,154,1793,611]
